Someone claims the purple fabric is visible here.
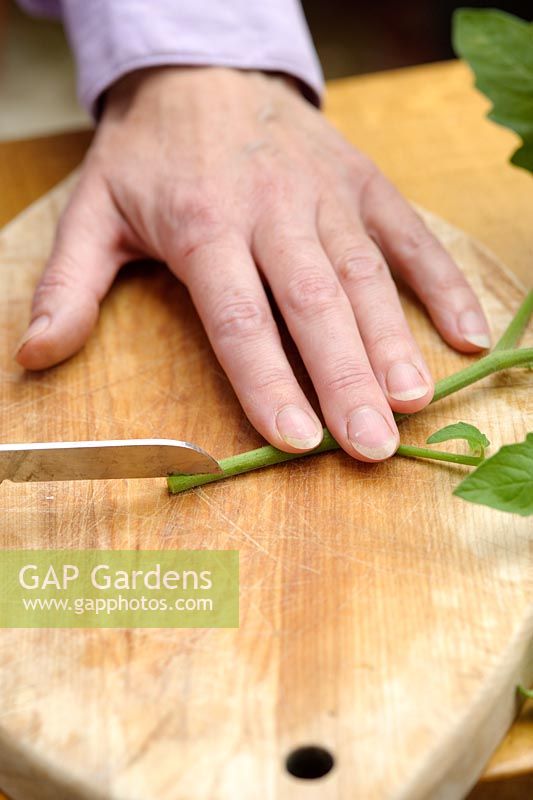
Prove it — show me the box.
[17,0,324,117]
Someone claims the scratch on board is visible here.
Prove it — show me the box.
[195,488,273,558]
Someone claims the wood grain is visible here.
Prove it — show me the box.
[0,153,532,800]
[0,60,531,800]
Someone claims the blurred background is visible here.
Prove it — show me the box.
[302,0,530,77]
[0,0,531,140]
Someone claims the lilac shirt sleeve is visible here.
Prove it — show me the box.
[17,0,324,117]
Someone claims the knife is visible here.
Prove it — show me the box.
[0,439,221,484]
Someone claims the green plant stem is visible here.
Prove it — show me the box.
[168,347,533,494]
[395,444,481,466]
[395,346,533,424]
[493,289,533,351]
[433,348,533,398]
[167,432,338,493]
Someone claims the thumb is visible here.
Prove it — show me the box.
[15,176,126,370]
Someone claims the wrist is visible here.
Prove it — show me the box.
[102,66,303,121]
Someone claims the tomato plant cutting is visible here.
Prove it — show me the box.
[169,290,533,515]
[170,9,533,515]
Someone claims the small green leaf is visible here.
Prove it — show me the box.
[452,9,533,173]
[453,433,533,516]
[426,422,490,458]
[518,684,533,699]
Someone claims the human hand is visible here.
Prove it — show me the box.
[15,67,491,461]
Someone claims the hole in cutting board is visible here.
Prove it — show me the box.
[285,745,335,779]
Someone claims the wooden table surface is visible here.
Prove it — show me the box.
[0,60,531,799]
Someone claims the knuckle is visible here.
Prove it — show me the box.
[256,174,289,206]
[335,246,386,286]
[431,274,469,297]
[368,325,409,353]
[184,197,222,235]
[166,186,227,255]
[211,293,270,340]
[33,259,81,300]
[345,151,378,184]
[322,358,374,395]
[347,152,383,195]
[247,366,295,396]
[354,150,378,173]
[284,271,340,316]
[274,232,318,258]
[32,263,98,317]
[397,219,436,260]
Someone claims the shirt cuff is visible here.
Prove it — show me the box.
[19,0,324,117]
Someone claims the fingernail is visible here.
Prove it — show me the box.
[13,315,50,357]
[347,406,398,460]
[458,309,491,349]
[386,361,429,401]
[276,405,323,450]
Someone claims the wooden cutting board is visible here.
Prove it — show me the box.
[0,173,531,800]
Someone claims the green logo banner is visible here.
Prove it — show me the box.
[0,550,239,628]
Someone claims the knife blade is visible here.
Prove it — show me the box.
[0,439,221,483]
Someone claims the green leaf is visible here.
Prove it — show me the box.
[452,9,533,173]
[518,684,533,699]
[453,433,533,516]
[426,422,490,458]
